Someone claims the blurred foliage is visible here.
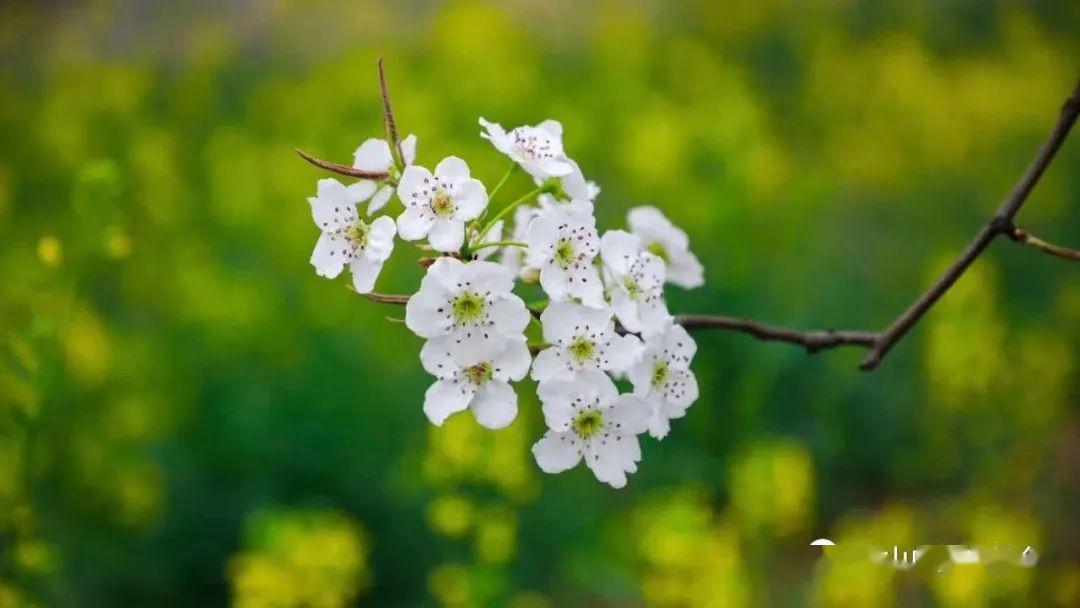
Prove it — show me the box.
[0,0,1078,606]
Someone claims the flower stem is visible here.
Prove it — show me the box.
[478,187,541,245]
[487,162,519,206]
[470,240,527,252]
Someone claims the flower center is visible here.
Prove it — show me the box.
[431,191,455,218]
[451,292,486,324]
[567,335,595,363]
[651,360,669,388]
[646,241,670,263]
[463,361,492,386]
[346,219,369,246]
[554,239,576,269]
[572,410,603,439]
[623,275,641,298]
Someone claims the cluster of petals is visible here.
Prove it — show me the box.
[303,116,709,488]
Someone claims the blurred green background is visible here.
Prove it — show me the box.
[1,1,1078,606]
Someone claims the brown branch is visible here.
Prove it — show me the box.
[674,315,877,353]
[296,148,390,180]
[377,57,403,165]
[857,76,1080,370]
[1006,225,1080,261]
[332,73,1079,373]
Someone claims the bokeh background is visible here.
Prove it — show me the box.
[1,1,1078,606]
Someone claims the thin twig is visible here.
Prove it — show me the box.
[377,57,403,166]
[674,315,877,353]
[1006,225,1080,261]
[296,149,390,179]
[857,76,1080,371]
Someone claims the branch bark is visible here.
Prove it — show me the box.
[326,75,1080,373]
[296,148,390,180]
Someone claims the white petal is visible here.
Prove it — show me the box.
[492,336,532,381]
[491,296,530,336]
[458,260,514,295]
[345,180,377,203]
[419,336,459,378]
[600,333,643,374]
[530,156,574,178]
[470,381,518,429]
[349,255,384,294]
[610,288,642,334]
[400,134,417,166]
[565,264,605,309]
[537,379,580,431]
[537,119,563,138]
[434,156,471,180]
[662,324,697,370]
[423,379,474,426]
[364,215,397,262]
[628,205,688,250]
[538,262,571,302]
[452,179,488,221]
[667,251,705,289]
[639,297,673,339]
[448,327,507,365]
[577,370,620,409]
[637,253,667,292]
[397,207,435,241]
[310,179,360,231]
[600,230,643,278]
[585,434,641,489]
[628,356,656,396]
[531,431,583,473]
[530,347,569,383]
[663,369,699,410]
[310,232,346,279]
[405,274,453,338]
[540,301,586,346]
[428,218,464,252]
[367,185,392,215]
[353,138,393,172]
[478,117,514,155]
[606,395,652,435]
[647,404,672,439]
[396,165,435,206]
[524,211,559,265]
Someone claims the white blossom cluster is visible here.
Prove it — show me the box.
[305,118,704,488]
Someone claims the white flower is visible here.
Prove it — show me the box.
[525,208,605,308]
[531,302,642,383]
[600,230,672,337]
[499,205,539,275]
[396,157,488,253]
[420,335,531,429]
[531,370,652,488]
[308,178,396,293]
[405,257,530,359]
[537,160,599,216]
[627,206,704,289]
[628,323,699,439]
[479,117,574,179]
[353,134,417,214]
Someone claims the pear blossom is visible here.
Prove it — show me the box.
[479,118,574,179]
[499,205,539,275]
[420,335,531,429]
[627,206,704,289]
[353,134,418,214]
[531,370,652,488]
[526,208,605,308]
[629,323,699,439]
[600,230,672,337]
[537,160,600,216]
[396,157,488,252]
[531,302,642,383]
[405,257,529,359]
[308,178,396,293]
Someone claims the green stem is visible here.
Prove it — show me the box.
[470,240,527,252]
[478,187,541,244]
[487,163,518,206]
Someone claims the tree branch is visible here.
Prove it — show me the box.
[326,75,1080,373]
[296,148,390,180]
[1006,225,1080,261]
[856,75,1080,370]
[378,57,403,165]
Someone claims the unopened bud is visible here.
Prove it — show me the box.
[519,266,540,284]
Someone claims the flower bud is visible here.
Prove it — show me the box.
[519,266,540,284]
